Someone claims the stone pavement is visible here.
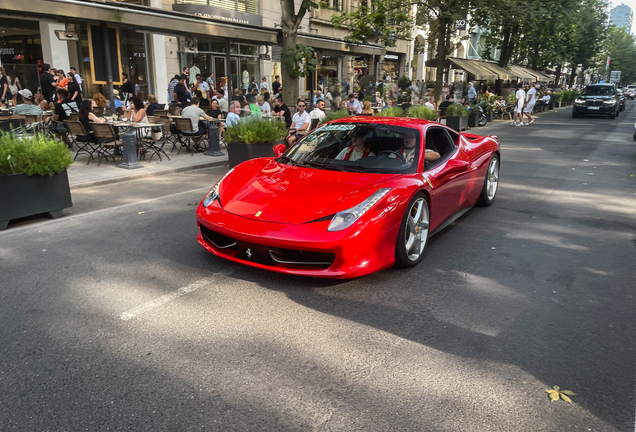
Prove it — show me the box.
[68,147,228,189]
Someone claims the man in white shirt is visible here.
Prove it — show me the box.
[226,101,242,127]
[217,89,229,113]
[542,93,551,105]
[524,81,537,125]
[513,83,526,127]
[256,95,271,115]
[286,100,310,147]
[336,129,375,161]
[310,99,326,124]
[424,97,435,110]
[346,93,362,114]
[194,74,210,101]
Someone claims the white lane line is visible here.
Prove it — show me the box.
[0,187,210,237]
[118,268,237,321]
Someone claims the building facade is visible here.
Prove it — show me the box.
[0,0,415,105]
[610,3,633,33]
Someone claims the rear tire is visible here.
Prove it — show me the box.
[477,154,499,207]
[394,193,429,268]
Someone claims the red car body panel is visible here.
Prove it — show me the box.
[196,117,500,278]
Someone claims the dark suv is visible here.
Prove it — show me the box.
[572,84,620,119]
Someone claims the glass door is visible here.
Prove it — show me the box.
[231,58,239,94]
[213,56,225,91]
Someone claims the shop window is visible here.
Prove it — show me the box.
[239,45,257,56]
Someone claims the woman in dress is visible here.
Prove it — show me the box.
[123,96,148,124]
[7,70,21,106]
[78,100,106,136]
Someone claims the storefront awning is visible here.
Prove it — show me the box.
[507,65,534,81]
[0,0,278,44]
[425,57,517,81]
[297,34,385,57]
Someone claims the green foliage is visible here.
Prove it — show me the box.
[397,76,411,91]
[446,103,469,117]
[408,105,438,121]
[489,95,498,103]
[551,92,563,103]
[469,104,480,115]
[325,109,351,122]
[281,44,319,80]
[606,27,636,85]
[507,93,517,104]
[224,118,287,145]
[479,100,494,114]
[0,133,73,177]
[377,106,405,117]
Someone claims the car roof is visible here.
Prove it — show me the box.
[328,116,439,128]
[587,83,613,87]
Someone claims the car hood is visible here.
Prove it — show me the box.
[219,158,399,224]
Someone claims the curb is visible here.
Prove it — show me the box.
[70,159,229,190]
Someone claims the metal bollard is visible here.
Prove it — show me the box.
[117,127,143,169]
[204,122,224,157]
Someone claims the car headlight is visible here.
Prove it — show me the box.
[202,168,234,207]
[604,100,616,104]
[327,188,391,232]
[575,98,585,104]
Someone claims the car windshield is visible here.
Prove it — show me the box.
[279,123,421,174]
[582,86,615,96]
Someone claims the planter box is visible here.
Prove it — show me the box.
[468,113,477,127]
[548,103,554,110]
[0,170,73,230]
[445,116,468,132]
[227,142,277,168]
[485,113,493,122]
[554,102,561,108]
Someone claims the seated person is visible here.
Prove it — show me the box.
[181,97,213,150]
[335,129,375,161]
[389,129,440,165]
[438,94,453,111]
[145,95,165,116]
[285,101,310,147]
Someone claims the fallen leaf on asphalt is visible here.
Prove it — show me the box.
[631,174,635,178]
[583,159,590,162]
[138,211,145,214]
[572,168,575,170]
[587,173,595,176]
[582,183,587,185]
[187,202,198,206]
[546,385,576,403]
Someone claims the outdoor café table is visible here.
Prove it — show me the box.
[109,121,160,157]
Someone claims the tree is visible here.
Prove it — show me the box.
[280,0,318,104]
[606,27,636,85]
[333,0,471,105]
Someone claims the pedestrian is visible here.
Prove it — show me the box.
[272,75,281,96]
[67,72,82,105]
[173,75,191,111]
[167,74,179,103]
[467,82,477,103]
[120,72,134,106]
[260,76,270,94]
[39,64,58,103]
[512,82,526,127]
[7,70,20,106]
[70,67,82,91]
[524,81,536,125]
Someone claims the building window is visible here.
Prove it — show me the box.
[174,0,260,15]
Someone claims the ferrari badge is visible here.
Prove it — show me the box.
[426,178,434,188]
[246,248,252,259]
[255,211,262,217]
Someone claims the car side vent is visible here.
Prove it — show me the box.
[305,214,335,224]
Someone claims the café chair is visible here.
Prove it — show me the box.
[154,109,168,117]
[91,123,121,166]
[174,117,206,156]
[65,121,97,164]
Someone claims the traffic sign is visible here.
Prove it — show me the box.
[610,70,621,83]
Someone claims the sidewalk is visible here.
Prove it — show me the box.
[68,148,228,189]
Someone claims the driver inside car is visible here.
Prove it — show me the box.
[335,129,375,161]
[389,130,440,165]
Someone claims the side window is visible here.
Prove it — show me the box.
[425,127,456,170]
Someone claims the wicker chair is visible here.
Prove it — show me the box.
[65,121,97,164]
[173,117,206,155]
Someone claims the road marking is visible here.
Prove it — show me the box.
[0,187,210,237]
[118,268,237,321]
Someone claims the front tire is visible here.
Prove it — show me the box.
[477,154,499,207]
[478,114,487,127]
[394,193,429,268]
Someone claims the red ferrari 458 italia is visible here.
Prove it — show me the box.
[196,117,500,278]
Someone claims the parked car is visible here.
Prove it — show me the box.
[572,84,620,119]
[617,90,626,111]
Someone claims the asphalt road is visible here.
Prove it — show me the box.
[1,104,635,431]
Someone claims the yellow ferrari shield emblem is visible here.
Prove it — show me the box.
[255,211,262,217]
[426,178,434,188]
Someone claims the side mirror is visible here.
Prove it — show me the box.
[272,144,286,158]
[444,159,470,174]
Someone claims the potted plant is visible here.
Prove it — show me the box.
[0,133,74,230]
[377,106,405,117]
[325,109,351,122]
[407,105,438,121]
[445,103,468,131]
[224,117,288,168]
[479,100,493,122]
[552,92,563,108]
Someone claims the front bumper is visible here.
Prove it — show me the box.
[573,103,617,115]
[195,202,401,279]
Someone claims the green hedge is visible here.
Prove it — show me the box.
[377,106,405,117]
[0,133,73,177]
[407,105,437,121]
[446,103,469,117]
[224,117,288,145]
[325,109,351,122]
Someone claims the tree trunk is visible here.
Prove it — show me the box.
[280,31,298,105]
[554,64,562,88]
[568,65,578,87]
[434,17,448,107]
[498,25,518,69]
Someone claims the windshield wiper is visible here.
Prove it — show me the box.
[298,161,363,172]
[276,155,297,166]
